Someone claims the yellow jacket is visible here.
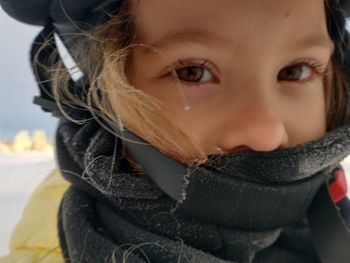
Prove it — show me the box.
[1,170,69,263]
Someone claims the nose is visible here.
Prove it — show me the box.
[216,97,288,153]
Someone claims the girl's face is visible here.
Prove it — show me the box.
[130,0,334,155]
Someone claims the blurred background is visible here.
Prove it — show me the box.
[0,8,57,141]
[0,8,57,256]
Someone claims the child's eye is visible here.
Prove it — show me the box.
[278,65,311,81]
[165,59,216,86]
[165,58,327,87]
[173,66,213,83]
[278,59,327,82]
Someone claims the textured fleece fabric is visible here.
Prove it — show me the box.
[55,118,350,263]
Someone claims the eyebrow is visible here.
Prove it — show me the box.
[141,29,334,55]
[147,30,213,50]
[293,33,334,53]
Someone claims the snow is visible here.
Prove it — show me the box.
[0,152,55,256]
[0,153,350,257]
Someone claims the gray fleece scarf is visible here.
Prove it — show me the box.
[56,118,350,263]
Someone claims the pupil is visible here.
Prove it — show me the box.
[177,67,203,82]
[280,65,302,80]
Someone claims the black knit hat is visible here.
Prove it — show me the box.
[0,0,124,33]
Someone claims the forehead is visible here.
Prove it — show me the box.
[131,0,330,48]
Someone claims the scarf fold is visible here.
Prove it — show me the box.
[56,119,350,263]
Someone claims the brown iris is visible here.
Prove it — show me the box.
[176,67,204,82]
[278,65,308,81]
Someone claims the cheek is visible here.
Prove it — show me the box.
[131,73,199,133]
[308,102,327,139]
[285,87,327,145]
[153,95,218,148]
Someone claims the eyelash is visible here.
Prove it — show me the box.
[293,58,328,77]
[164,58,328,87]
[164,59,216,87]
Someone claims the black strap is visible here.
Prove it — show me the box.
[30,19,92,121]
[307,181,350,263]
[30,19,58,113]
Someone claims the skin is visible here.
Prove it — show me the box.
[130,0,334,155]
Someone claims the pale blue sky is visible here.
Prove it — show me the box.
[0,8,57,140]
